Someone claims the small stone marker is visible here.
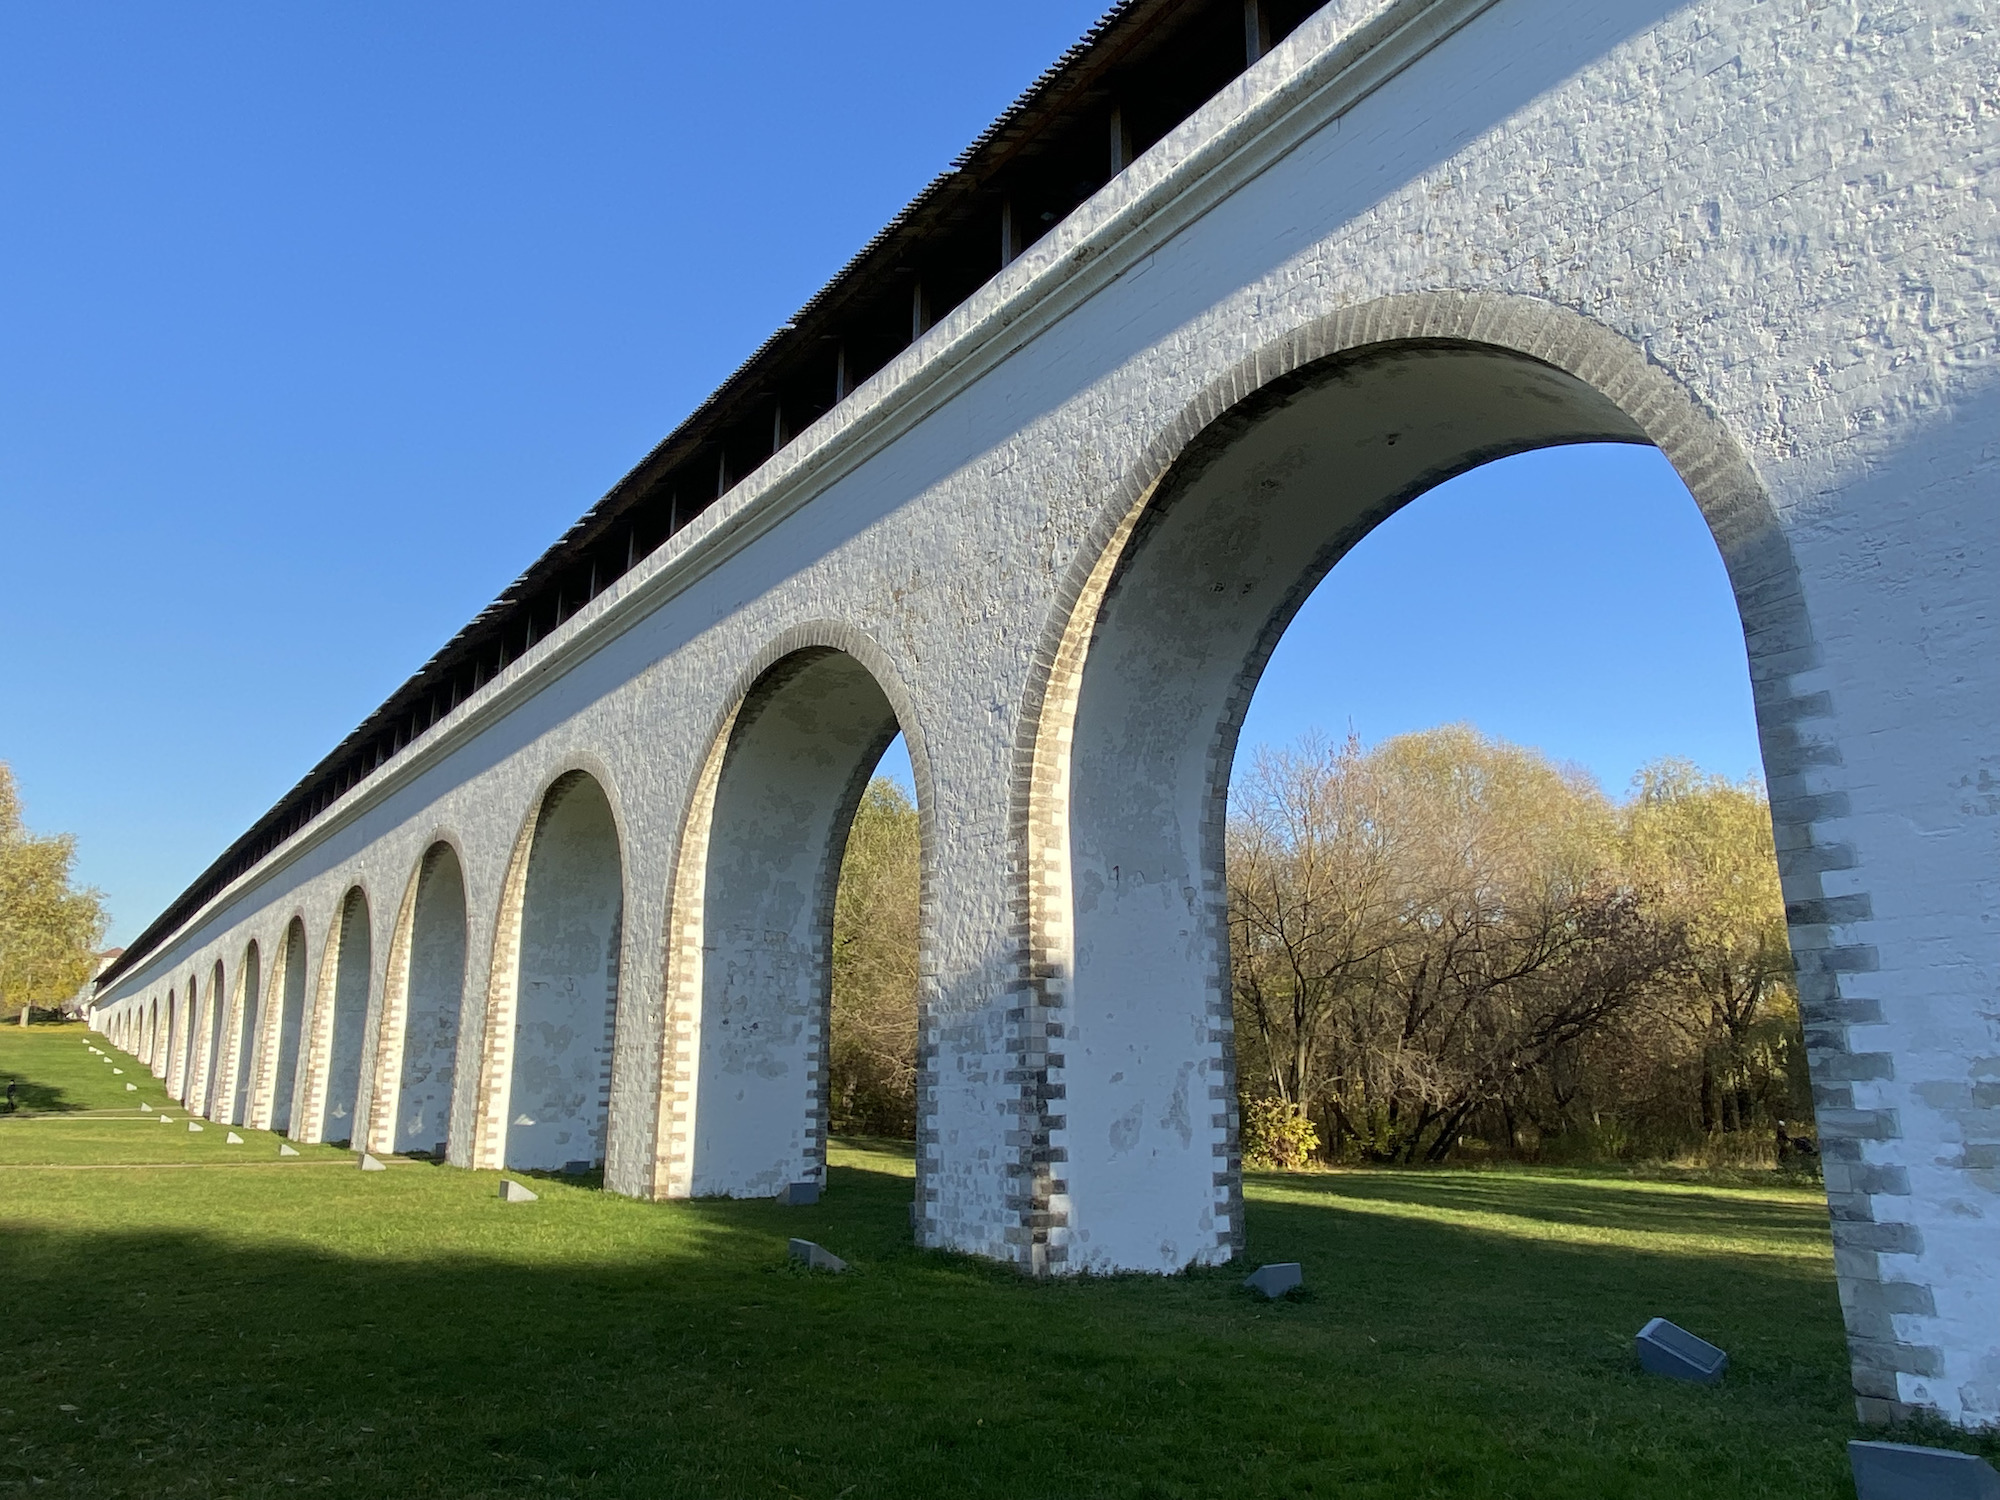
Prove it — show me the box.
[139,1102,151,1111]
[187,1121,203,1133]
[776,1180,821,1207]
[1850,1441,2000,1500]
[1634,1317,1727,1385]
[278,1143,300,1157]
[359,1153,387,1171]
[112,1068,122,1074]
[788,1238,848,1272]
[226,1131,244,1144]
[125,1083,137,1092]
[160,1115,173,1124]
[1242,1263,1304,1299]
[499,1179,539,1203]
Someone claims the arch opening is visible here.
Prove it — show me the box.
[229,941,260,1125]
[171,979,195,1101]
[668,648,910,1202]
[201,959,227,1117]
[320,889,371,1145]
[267,918,309,1134]
[390,843,468,1158]
[1039,339,1803,1275]
[501,774,623,1174]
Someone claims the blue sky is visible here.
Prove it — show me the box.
[0,4,1759,945]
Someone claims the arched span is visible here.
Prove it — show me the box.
[299,889,372,1145]
[1013,293,1842,1278]
[472,771,625,1174]
[368,840,469,1158]
[254,916,310,1134]
[226,940,261,1125]
[199,959,227,1118]
[647,625,937,1206]
[169,977,197,1102]
[651,642,926,1205]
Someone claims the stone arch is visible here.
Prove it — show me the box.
[472,771,625,1174]
[367,839,470,1158]
[650,627,935,1205]
[250,915,311,1133]
[146,993,163,1073]
[224,940,261,1126]
[299,888,372,1146]
[170,976,199,1102]
[197,958,227,1118]
[1012,292,1849,1279]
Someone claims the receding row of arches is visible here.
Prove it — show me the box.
[98,640,922,1197]
[96,321,1810,1273]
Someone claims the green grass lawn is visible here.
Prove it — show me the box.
[0,1024,1877,1497]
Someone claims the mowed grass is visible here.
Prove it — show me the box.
[2,1025,1862,1498]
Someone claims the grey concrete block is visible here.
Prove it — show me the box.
[187,1122,203,1133]
[1850,1441,2000,1500]
[359,1153,387,1171]
[112,1068,123,1075]
[777,1181,821,1206]
[159,1115,173,1124]
[139,1102,150,1111]
[499,1179,539,1203]
[788,1238,848,1272]
[278,1143,300,1157]
[125,1084,136,1092]
[1243,1263,1304,1299]
[225,1131,244,1144]
[1635,1317,1728,1384]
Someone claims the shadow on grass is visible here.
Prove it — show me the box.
[1,1072,85,1115]
[0,1148,1867,1500]
[1248,1167,1835,1258]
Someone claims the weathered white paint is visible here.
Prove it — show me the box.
[475,774,622,1173]
[89,0,2000,1426]
[250,917,308,1134]
[368,843,468,1158]
[684,648,900,1199]
[297,889,372,1146]
[217,941,259,1126]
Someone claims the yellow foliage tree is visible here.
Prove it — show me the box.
[1622,759,1797,1134]
[828,777,921,1136]
[0,763,108,1022]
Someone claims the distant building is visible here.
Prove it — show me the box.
[63,948,123,1020]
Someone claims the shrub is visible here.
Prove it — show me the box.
[1241,1096,1320,1170]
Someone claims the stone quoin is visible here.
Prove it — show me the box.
[87,0,2000,1429]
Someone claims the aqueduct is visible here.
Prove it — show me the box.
[89,0,1998,1428]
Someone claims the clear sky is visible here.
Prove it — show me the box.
[0,3,1761,946]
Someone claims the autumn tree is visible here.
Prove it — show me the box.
[1622,760,1801,1136]
[827,777,921,1136]
[0,763,107,1022]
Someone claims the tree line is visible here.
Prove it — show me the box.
[1228,727,1805,1167]
[826,727,1809,1169]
